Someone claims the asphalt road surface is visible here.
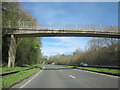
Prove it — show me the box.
[12,65,119,88]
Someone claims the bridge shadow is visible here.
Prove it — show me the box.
[43,67,75,70]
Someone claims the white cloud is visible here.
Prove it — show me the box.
[42,46,76,56]
[41,37,92,57]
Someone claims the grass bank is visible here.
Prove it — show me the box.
[1,67,28,73]
[55,65,119,76]
[1,64,43,90]
[1,64,43,73]
[77,67,119,75]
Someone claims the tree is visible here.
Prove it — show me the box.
[48,37,119,66]
[2,2,43,67]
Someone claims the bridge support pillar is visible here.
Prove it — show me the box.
[8,35,17,68]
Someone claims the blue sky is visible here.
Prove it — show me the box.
[22,2,118,25]
[21,2,118,57]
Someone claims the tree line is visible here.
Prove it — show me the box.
[2,2,43,67]
[48,38,119,66]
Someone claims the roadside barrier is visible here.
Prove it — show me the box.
[0,66,42,77]
[70,65,120,70]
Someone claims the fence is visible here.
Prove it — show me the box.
[3,21,118,32]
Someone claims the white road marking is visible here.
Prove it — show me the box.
[74,69,119,78]
[69,75,75,78]
[20,70,43,88]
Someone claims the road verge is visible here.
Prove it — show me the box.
[1,65,43,90]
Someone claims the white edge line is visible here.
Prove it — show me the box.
[69,75,75,78]
[20,70,43,88]
[74,69,119,78]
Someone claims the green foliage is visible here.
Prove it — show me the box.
[2,2,43,67]
[15,38,42,66]
[22,64,43,68]
[77,67,119,75]
[31,64,43,68]
[1,67,28,73]
[33,41,40,49]
[22,64,31,67]
[1,64,43,73]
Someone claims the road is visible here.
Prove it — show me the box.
[12,65,119,88]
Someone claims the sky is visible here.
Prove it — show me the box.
[2,0,120,2]
[21,2,118,57]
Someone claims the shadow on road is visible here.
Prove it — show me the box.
[43,67,75,70]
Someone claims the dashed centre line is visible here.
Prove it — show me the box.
[69,75,75,79]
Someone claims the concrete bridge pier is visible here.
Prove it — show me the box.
[8,35,17,68]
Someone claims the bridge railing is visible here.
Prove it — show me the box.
[3,21,118,33]
[39,22,113,31]
[19,21,118,32]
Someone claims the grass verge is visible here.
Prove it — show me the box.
[55,64,120,76]
[1,67,28,73]
[1,68,40,90]
[1,64,43,90]
[77,67,119,75]
[1,64,43,73]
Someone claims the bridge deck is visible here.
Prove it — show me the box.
[3,28,120,38]
[3,22,119,38]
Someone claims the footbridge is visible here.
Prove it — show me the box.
[2,21,119,68]
[3,22,119,38]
